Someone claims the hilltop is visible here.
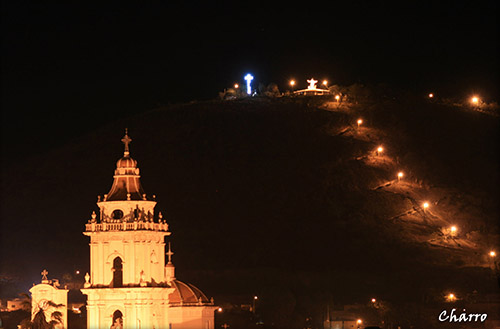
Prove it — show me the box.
[1,91,499,327]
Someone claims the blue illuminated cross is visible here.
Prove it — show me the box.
[244,73,254,95]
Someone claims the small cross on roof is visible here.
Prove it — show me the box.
[121,129,132,157]
[166,242,174,263]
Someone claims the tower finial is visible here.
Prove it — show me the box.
[166,242,174,264]
[41,269,49,283]
[121,128,132,157]
[165,242,176,282]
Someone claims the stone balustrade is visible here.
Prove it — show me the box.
[85,220,169,232]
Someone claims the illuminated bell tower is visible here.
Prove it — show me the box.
[81,131,216,329]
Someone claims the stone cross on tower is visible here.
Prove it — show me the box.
[307,78,318,90]
[166,242,174,264]
[41,269,49,282]
[121,129,132,157]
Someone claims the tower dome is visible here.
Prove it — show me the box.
[168,280,211,305]
[164,243,212,305]
[104,130,147,202]
[116,156,137,169]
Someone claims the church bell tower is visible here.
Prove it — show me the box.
[81,130,216,329]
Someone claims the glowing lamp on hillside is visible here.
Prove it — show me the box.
[290,80,296,87]
[489,251,496,257]
[471,96,479,104]
[335,94,340,102]
[371,298,376,303]
[450,225,458,236]
[252,295,258,314]
[376,146,384,156]
[323,80,328,87]
[447,293,456,302]
[357,319,363,325]
[422,202,429,210]
[428,93,434,98]
[357,119,363,127]
[397,171,404,180]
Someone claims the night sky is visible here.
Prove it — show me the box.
[2,1,498,163]
[1,0,499,318]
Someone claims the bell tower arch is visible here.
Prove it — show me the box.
[111,257,123,288]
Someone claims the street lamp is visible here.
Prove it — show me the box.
[371,298,376,303]
[376,146,383,156]
[489,251,497,257]
[447,293,456,302]
[397,171,404,181]
[253,296,258,314]
[335,94,340,102]
[421,202,430,216]
[234,83,239,89]
[428,93,434,98]
[357,119,363,128]
[323,80,328,88]
[471,96,479,105]
[356,319,362,328]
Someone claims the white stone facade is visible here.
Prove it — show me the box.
[30,279,68,328]
[81,131,216,329]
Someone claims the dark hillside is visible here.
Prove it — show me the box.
[1,95,499,327]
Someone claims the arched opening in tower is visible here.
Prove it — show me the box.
[111,310,123,329]
[112,257,123,288]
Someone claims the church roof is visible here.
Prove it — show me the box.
[165,243,211,305]
[168,280,211,305]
